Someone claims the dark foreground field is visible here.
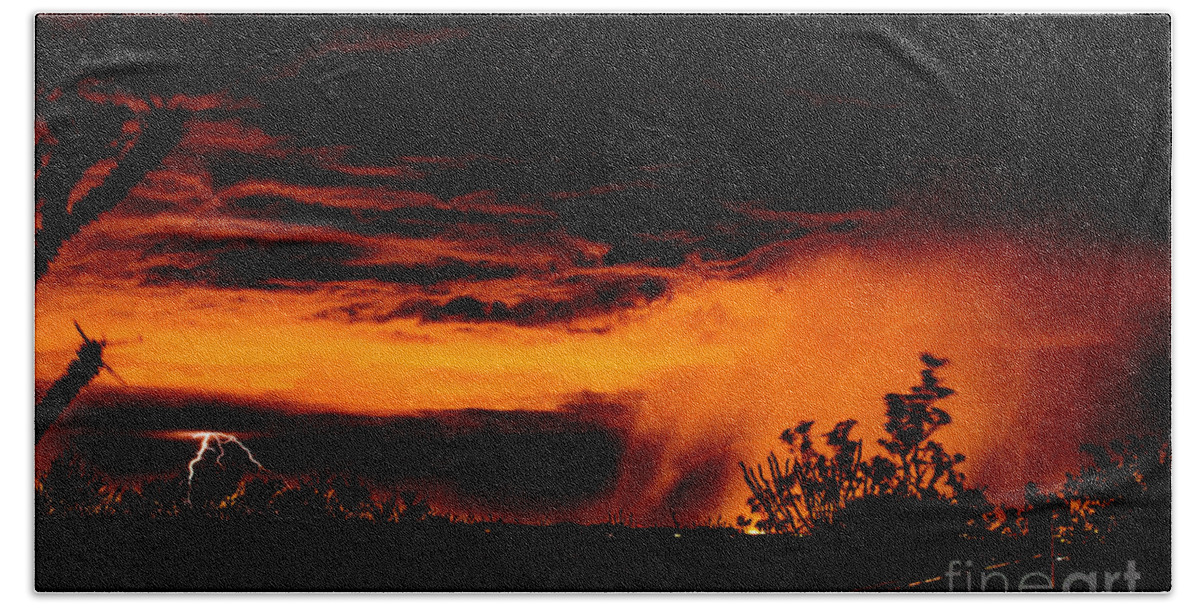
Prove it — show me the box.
[35,513,1169,592]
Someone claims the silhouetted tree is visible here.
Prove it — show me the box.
[36,452,110,517]
[1066,435,1170,508]
[1021,434,1171,549]
[740,419,873,534]
[35,80,187,445]
[396,490,431,521]
[222,477,288,517]
[741,354,980,535]
[35,322,110,444]
[878,353,964,498]
[114,478,187,518]
[36,86,186,282]
[269,483,334,520]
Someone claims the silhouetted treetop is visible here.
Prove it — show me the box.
[741,354,976,535]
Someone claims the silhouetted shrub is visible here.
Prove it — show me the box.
[269,482,333,519]
[740,354,986,536]
[1020,433,1170,548]
[36,453,110,516]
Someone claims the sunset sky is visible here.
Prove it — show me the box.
[34,15,1170,523]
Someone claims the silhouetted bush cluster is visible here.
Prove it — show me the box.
[1020,433,1170,551]
[739,354,988,537]
[738,352,1171,566]
[36,453,434,523]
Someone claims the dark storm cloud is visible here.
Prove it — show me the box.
[216,183,551,232]
[38,14,1170,289]
[138,234,521,289]
[57,386,633,506]
[270,26,469,78]
[315,274,670,327]
[230,14,1167,237]
[241,15,929,216]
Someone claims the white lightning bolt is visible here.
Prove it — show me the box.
[185,431,265,504]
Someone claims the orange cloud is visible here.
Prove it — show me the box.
[65,158,118,213]
[218,179,552,216]
[178,119,290,157]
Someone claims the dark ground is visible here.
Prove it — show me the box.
[34,513,1169,592]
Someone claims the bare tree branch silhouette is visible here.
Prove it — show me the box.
[36,84,187,443]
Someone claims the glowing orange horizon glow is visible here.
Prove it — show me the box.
[34,217,1169,523]
[144,430,269,442]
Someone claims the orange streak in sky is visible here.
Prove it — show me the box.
[65,158,118,213]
